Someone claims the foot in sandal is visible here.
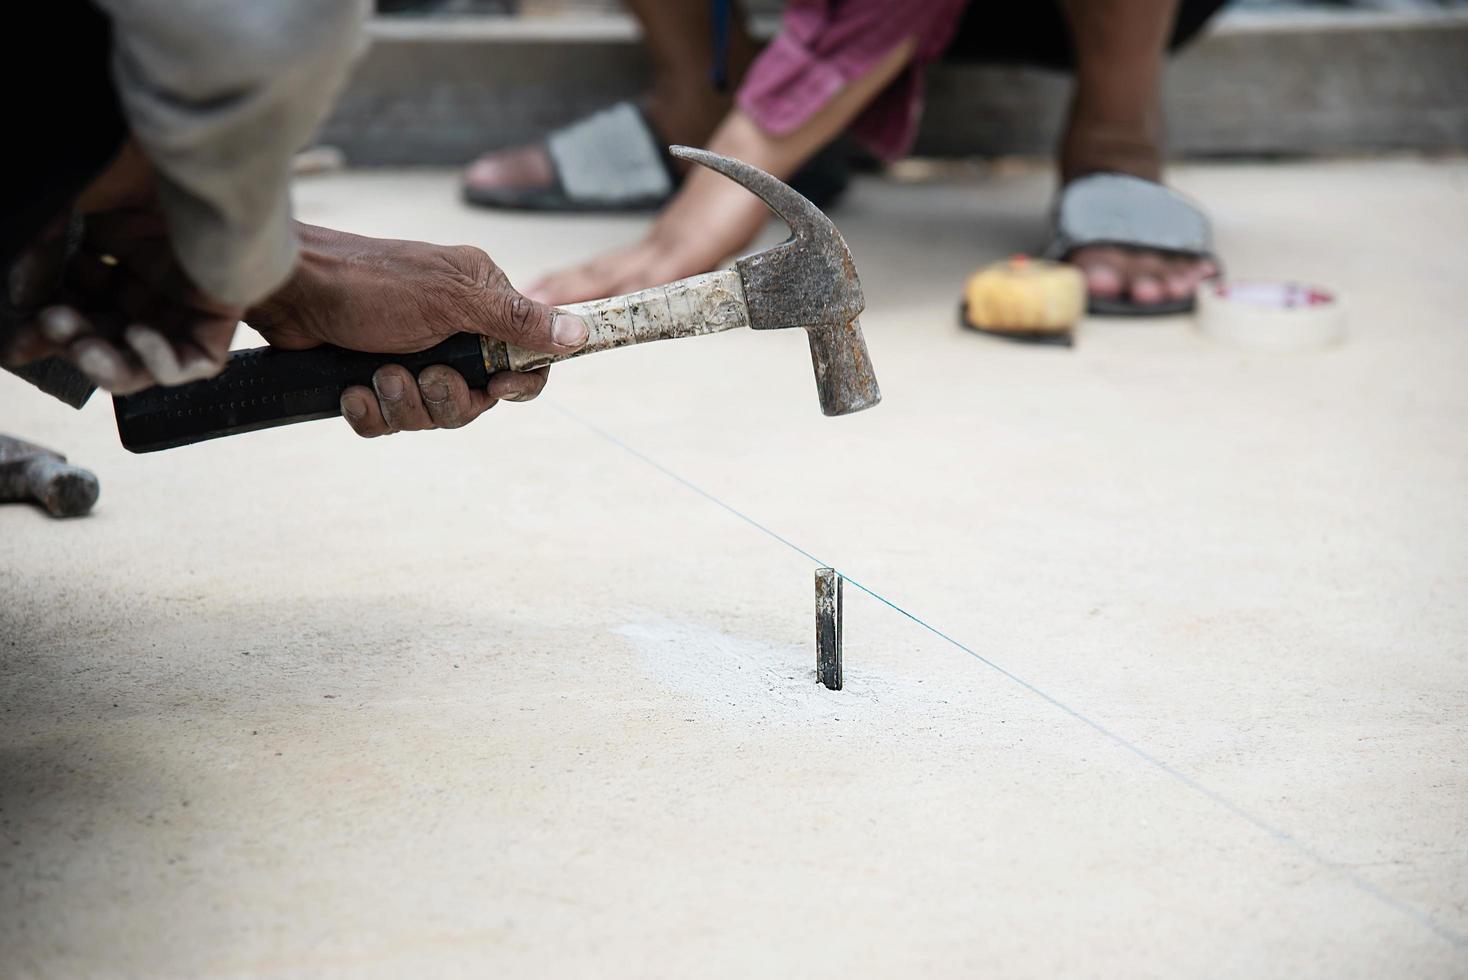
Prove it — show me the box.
[461,0,752,211]
[1051,119,1219,315]
[1048,0,1221,314]
[462,102,687,212]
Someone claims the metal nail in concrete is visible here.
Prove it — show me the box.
[816,567,843,691]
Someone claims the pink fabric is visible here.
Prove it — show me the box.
[736,0,969,162]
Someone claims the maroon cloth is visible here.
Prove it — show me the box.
[736,0,969,161]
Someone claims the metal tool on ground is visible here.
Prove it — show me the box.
[960,254,1085,346]
[815,567,843,691]
[0,435,99,518]
[112,147,880,453]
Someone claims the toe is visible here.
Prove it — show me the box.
[1067,245,1127,299]
[1164,269,1194,302]
[1069,239,1220,310]
[1121,251,1172,307]
[1130,275,1166,306]
[463,144,555,192]
[1085,263,1124,299]
[1173,255,1219,298]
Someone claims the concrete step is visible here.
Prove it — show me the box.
[318,8,1468,166]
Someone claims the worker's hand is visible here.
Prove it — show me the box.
[523,163,759,307]
[526,231,720,307]
[2,207,243,394]
[246,224,587,437]
[335,361,550,438]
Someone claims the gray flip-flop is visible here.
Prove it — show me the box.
[463,101,852,214]
[464,101,677,212]
[1044,172,1218,316]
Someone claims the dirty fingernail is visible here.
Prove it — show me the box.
[489,374,533,402]
[419,379,450,403]
[552,313,588,348]
[374,373,404,399]
[341,393,367,419]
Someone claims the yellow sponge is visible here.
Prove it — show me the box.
[961,255,1085,340]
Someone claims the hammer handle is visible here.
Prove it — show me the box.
[113,333,489,453]
[494,271,750,371]
[112,271,751,454]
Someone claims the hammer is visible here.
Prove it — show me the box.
[0,434,100,517]
[112,148,880,453]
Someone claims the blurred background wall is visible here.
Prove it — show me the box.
[322,0,1468,165]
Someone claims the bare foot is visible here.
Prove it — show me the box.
[1056,121,1216,309]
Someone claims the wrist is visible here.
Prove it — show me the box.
[246,223,342,334]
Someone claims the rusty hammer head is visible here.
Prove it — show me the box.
[671,146,880,417]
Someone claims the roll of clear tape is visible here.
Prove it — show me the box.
[1196,280,1346,351]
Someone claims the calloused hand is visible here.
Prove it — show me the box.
[246,224,588,438]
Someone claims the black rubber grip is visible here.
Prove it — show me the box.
[112,333,489,453]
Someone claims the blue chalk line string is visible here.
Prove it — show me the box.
[551,402,1465,950]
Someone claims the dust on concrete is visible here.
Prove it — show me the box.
[613,613,974,731]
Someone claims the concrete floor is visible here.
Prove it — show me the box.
[3,157,1466,978]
